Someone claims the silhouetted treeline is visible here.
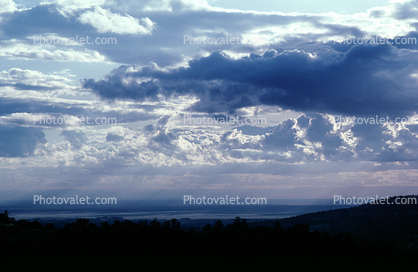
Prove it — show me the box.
[255,195,418,248]
[0,210,416,271]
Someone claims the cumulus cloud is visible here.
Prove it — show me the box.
[106,132,124,142]
[2,0,418,196]
[109,0,211,12]
[0,0,17,14]
[263,119,299,150]
[0,125,46,157]
[59,130,88,149]
[83,45,418,117]
[0,43,108,62]
[56,0,107,11]
[0,68,76,89]
[78,6,156,35]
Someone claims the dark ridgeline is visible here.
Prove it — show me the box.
[1,196,417,271]
[267,194,418,247]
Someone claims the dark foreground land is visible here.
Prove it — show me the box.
[1,196,418,271]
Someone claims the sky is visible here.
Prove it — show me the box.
[1,0,418,202]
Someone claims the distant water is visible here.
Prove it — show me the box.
[1,200,357,223]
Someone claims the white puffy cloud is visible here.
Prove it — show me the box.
[108,0,211,12]
[78,6,156,35]
[0,68,76,88]
[0,43,108,62]
[56,0,107,10]
[1,0,418,197]
[0,0,17,14]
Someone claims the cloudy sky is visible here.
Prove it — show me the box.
[1,0,418,202]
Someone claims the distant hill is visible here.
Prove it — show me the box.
[2,199,418,270]
[253,195,418,248]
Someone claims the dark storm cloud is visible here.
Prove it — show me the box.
[83,66,161,101]
[0,125,46,157]
[390,31,418,50]
[83,44,418,117]
[305,114,349,159]
[351,122,418,163]
[373,128,418,162]
[296,115,310,128]
[263,119,299,150]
